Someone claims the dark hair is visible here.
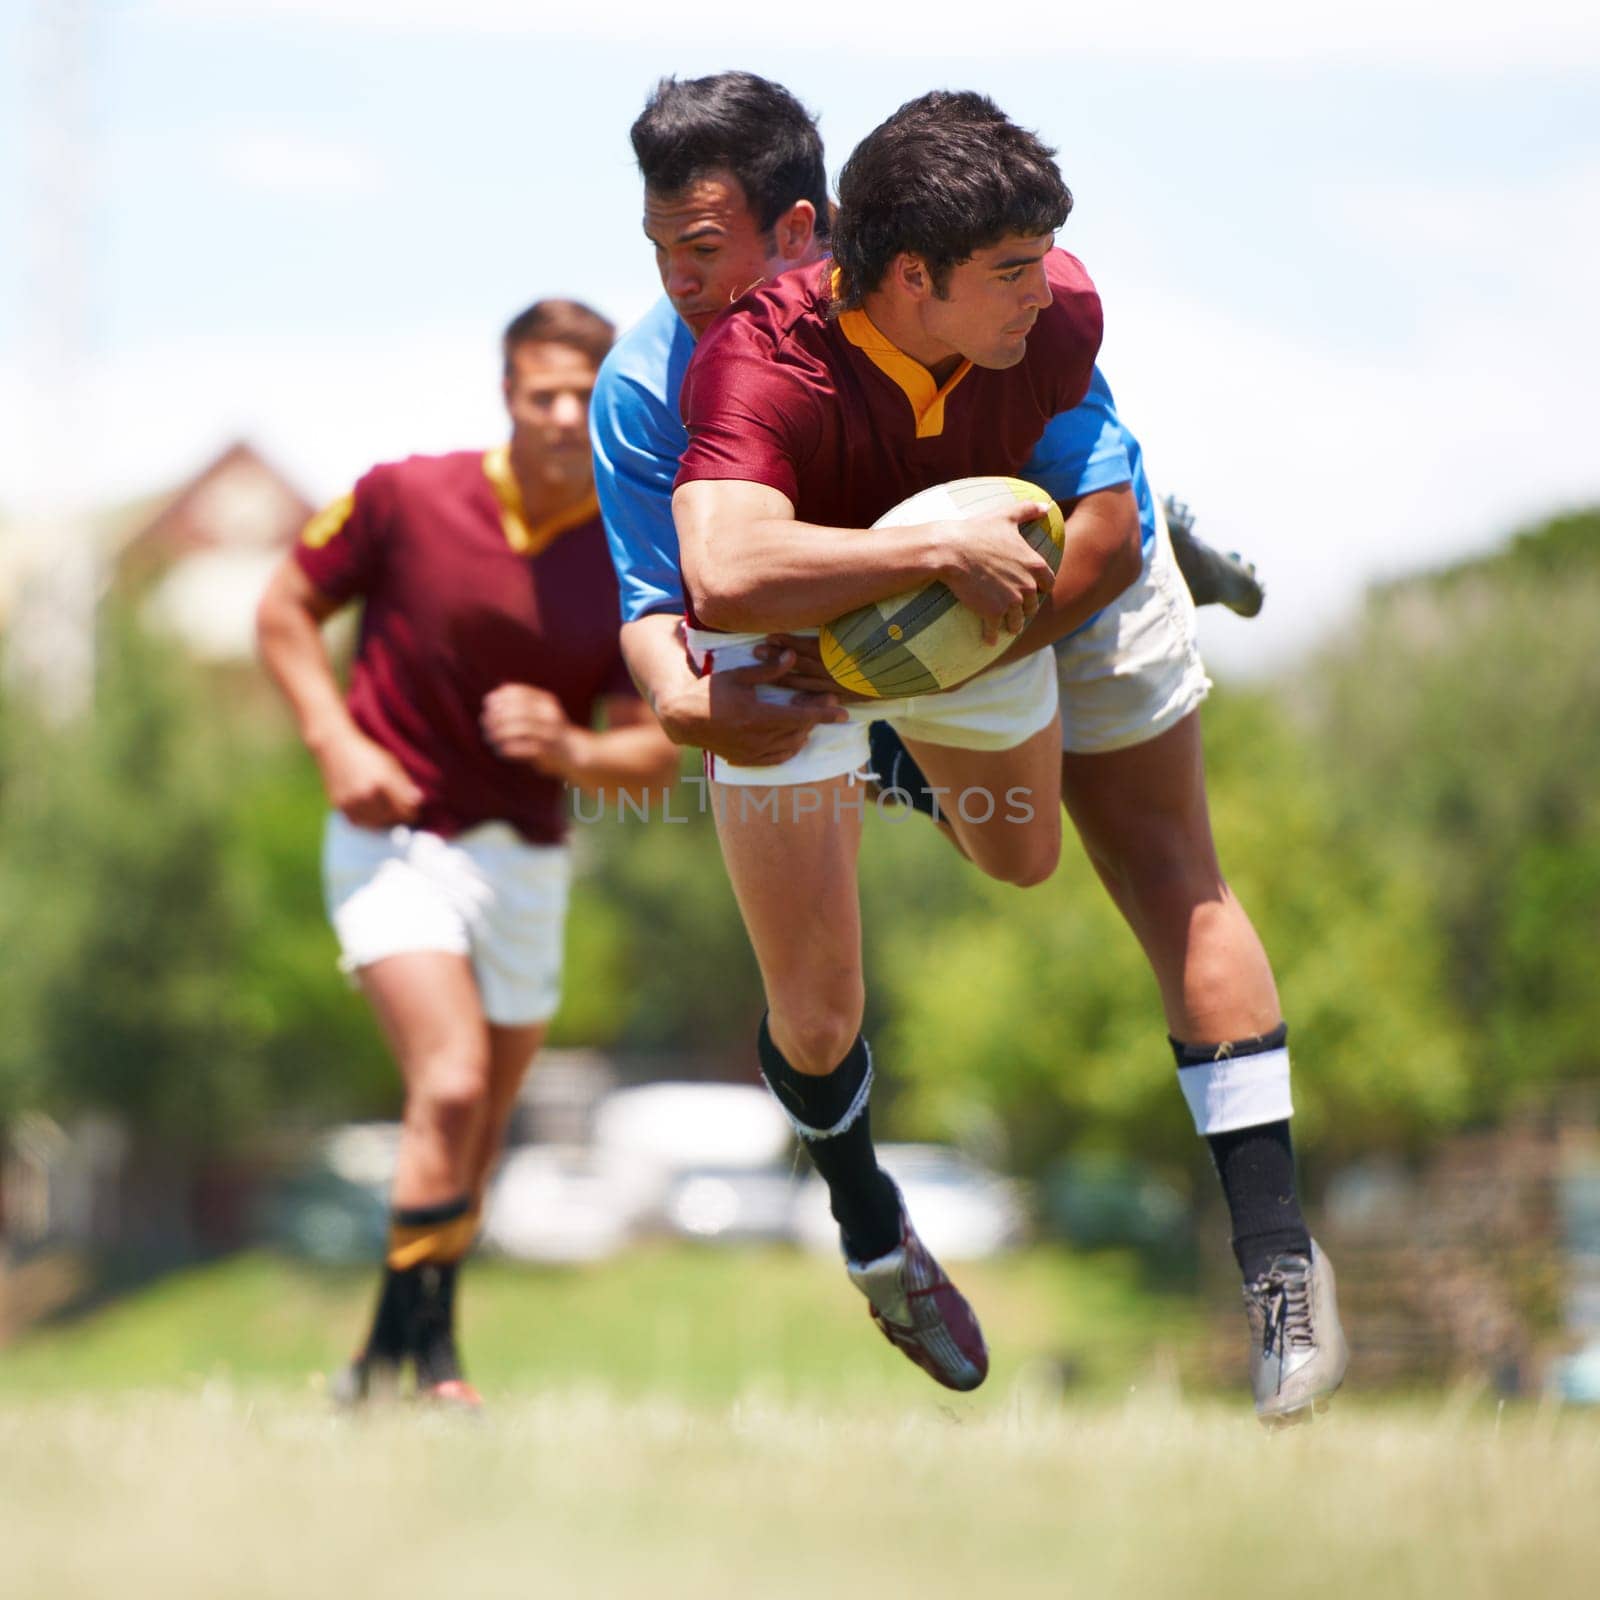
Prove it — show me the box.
[832,91,1072,308]
[630,71,830,240]
[501,298,615,377]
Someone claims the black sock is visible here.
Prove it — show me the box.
[758,1017,901,1262]
[371,1195,473,1382]
[411,1262,464,1386]
[1172,1026,1311,1283]
[1205,1121,1311,1284]
[867,724,943,821]
[361,1265,419,1366]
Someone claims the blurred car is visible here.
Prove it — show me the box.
[659,1165,804,1245]
[592,1082,793,1172]
[258,1123,399,1264]
[793,1143,1028,1261]
[481,1144,659,1265]
[257,1168,389,1265]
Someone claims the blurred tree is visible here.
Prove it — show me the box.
[0,610,245,1138]
[1306,507,1600,1120]
[0,610,394,1143]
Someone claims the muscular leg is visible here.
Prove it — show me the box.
[349,951,491,1396]
[1060,711,1310,1294]
[1058,712,1278,1041]
[711,772,989,1386]
[900,712,1064,890]
[360,951,493,1205]
[465,1022,548,1203]
[711,775,866,1074]
[712,776,899,1259]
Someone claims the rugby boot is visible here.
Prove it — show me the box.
[1243,1239,1348,1426]
[1163,496,1266,618]
[419,1377,485,1414]
[848,1206,989,1392]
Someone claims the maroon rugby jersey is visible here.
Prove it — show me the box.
[675,251,1102,532]
[294,448,635,845]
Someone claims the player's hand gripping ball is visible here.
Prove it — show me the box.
[820,476,1065,698]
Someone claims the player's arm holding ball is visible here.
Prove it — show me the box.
[673,476,1055,641]
[998,483,1143,662]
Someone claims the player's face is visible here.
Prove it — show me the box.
[922,233,1056,370]
[643,172,785,339]
[503,341,598,490]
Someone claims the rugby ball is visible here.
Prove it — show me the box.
[820,477,1064,698]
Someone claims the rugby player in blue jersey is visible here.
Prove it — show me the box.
[591,73,1345,1423]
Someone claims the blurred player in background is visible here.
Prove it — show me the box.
[594,74,1343,1423]
[257,299,678,1409]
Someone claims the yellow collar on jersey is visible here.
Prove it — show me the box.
[831,270,973,440]
[482,446,599,556]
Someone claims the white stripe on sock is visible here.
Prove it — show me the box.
[1177,1045,1293,1135]
[779,1043,875,1143]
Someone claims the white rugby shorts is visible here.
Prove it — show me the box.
[322,815,572,1025]
[684,629,1060,788]
[1054,496,1212,754]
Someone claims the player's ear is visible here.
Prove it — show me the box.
[773,199,816,263]
[891,252,933,301]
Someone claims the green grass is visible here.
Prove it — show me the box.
[2,1247,1598,1597]
[1,1389,1596,1599]
[0,1243,1198,1405]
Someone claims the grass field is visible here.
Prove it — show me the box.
[2,1247,1598,1598]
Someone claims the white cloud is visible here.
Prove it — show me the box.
[147,0,1600,69]
[219,134,384,195]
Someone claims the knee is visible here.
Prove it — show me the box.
[405,1050,492,1137]
[997,842,1060,889]
[769,992,865,1075]
[973,824,1061,889]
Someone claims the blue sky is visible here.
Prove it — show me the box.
[3,0,1597,675]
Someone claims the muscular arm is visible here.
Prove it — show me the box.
[479,683,680,803]
[568,694,683,800]
[673,478,1056,637]
[998,484,1144,664]
[619,611,846,767]
[255,554,423,826]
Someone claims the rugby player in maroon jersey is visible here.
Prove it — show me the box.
[601,77,1342,1420]
[256,300,678,1409]
[670,94,1136,1390]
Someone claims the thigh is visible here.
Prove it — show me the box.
[711,774,865,1012]
[358,950,490,1093]
[468,1021,549,1192]
[902,714,1063,886]
[1059,710,1218,872]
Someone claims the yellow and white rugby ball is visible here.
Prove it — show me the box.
[820,476,1064,698]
